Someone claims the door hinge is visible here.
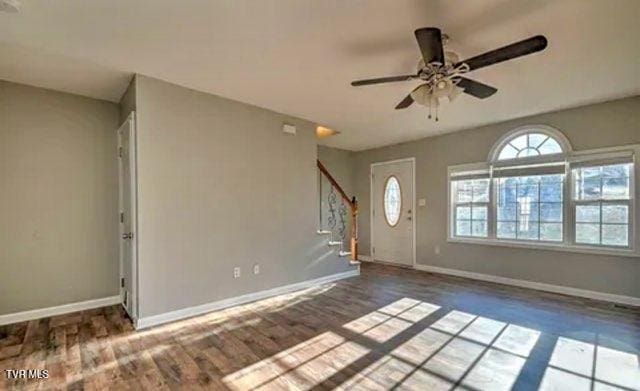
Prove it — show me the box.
[120,212,124,223]
[118,147,123,158]
[121,277,125,287]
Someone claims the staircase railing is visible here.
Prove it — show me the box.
[317,159,358,261]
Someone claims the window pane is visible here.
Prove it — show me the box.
[471,221,488,237]
[518,200,539,222]
[472,180,490,202]
[497,203,516,221]
[576,205,600,223]
[456,206,471,220]
[456,181,472,202]
[499,185,517,204]
[384,176,402,226]
[537,138,562,155]
[497,222,516,238]
[528,133,548,148]
[510,135,528,150]
[498,144,519,160]
[602,224,628,246]
[472,206,487,220]
[541,174,564,184]
[518,222,539,240]
[456,220,471,236]
[540,203,562,222]
[602,205,628,224]
[540,182,562,202]
[576,223,599,244]
[576,178,601,200]
[602,164,630,178]
[602,177,629,199]
[540,223,562,241]
[581,166,601,179]
[455,179,489,202]
[573,164,630,207]
[518,185,539,202]
[517,147,539,158]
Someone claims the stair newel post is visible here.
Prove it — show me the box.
[351,196,358,261]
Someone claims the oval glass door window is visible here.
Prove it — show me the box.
[384,176,402,226]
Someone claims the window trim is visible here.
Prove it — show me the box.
[448,140,639,258]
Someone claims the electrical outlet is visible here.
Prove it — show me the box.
[253,264,260,275]
[233,267,241,278]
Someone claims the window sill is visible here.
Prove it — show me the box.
[447,237,639,258]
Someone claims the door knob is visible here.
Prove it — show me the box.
[122,232,133,240]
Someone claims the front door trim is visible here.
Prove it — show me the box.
[370,157,416,268]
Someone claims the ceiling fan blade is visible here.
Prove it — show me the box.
[351,74,416,86]
[395,94,414,109]
[456,35,547,72]
[455,77,497,99]
[414,27,445,64]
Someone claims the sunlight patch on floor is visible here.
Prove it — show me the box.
[222,331,369,390]
[220,297,636,391]
[343,298,440,343]
[341,300,540,390]
[540,336,640,390]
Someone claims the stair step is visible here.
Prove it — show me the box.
[316,230,332,235]
[339,251,351,257]
[328,241,342,246]
[349,260,361,266]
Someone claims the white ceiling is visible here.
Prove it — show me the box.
[1,0,638,151]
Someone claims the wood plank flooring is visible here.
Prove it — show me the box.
[1,262,639,390]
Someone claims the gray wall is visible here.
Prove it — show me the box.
[0,80,120,314]
[119,76,136,125]
[135,75,355,318]
[353,96,640,298]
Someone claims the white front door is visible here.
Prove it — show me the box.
[118,114,137,319]
[371,159,415,266]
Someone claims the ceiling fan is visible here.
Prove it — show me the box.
[351,28,548,121]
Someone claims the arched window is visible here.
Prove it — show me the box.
[450,124,637,254]
[489,125,571,163]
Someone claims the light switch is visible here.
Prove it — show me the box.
[418,198,427,207]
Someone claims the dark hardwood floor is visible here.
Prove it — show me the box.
[1,262,638,390]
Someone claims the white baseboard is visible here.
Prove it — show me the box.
[415,264,640,307]
[136,269,360,330]
[0,296,121,326]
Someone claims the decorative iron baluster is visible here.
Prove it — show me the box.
[327,185,337,230]
[338,200,347,242]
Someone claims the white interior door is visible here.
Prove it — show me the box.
[118,114,137,319]
[371,159,415,266]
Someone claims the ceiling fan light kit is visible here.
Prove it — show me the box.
[351,27,548,121]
